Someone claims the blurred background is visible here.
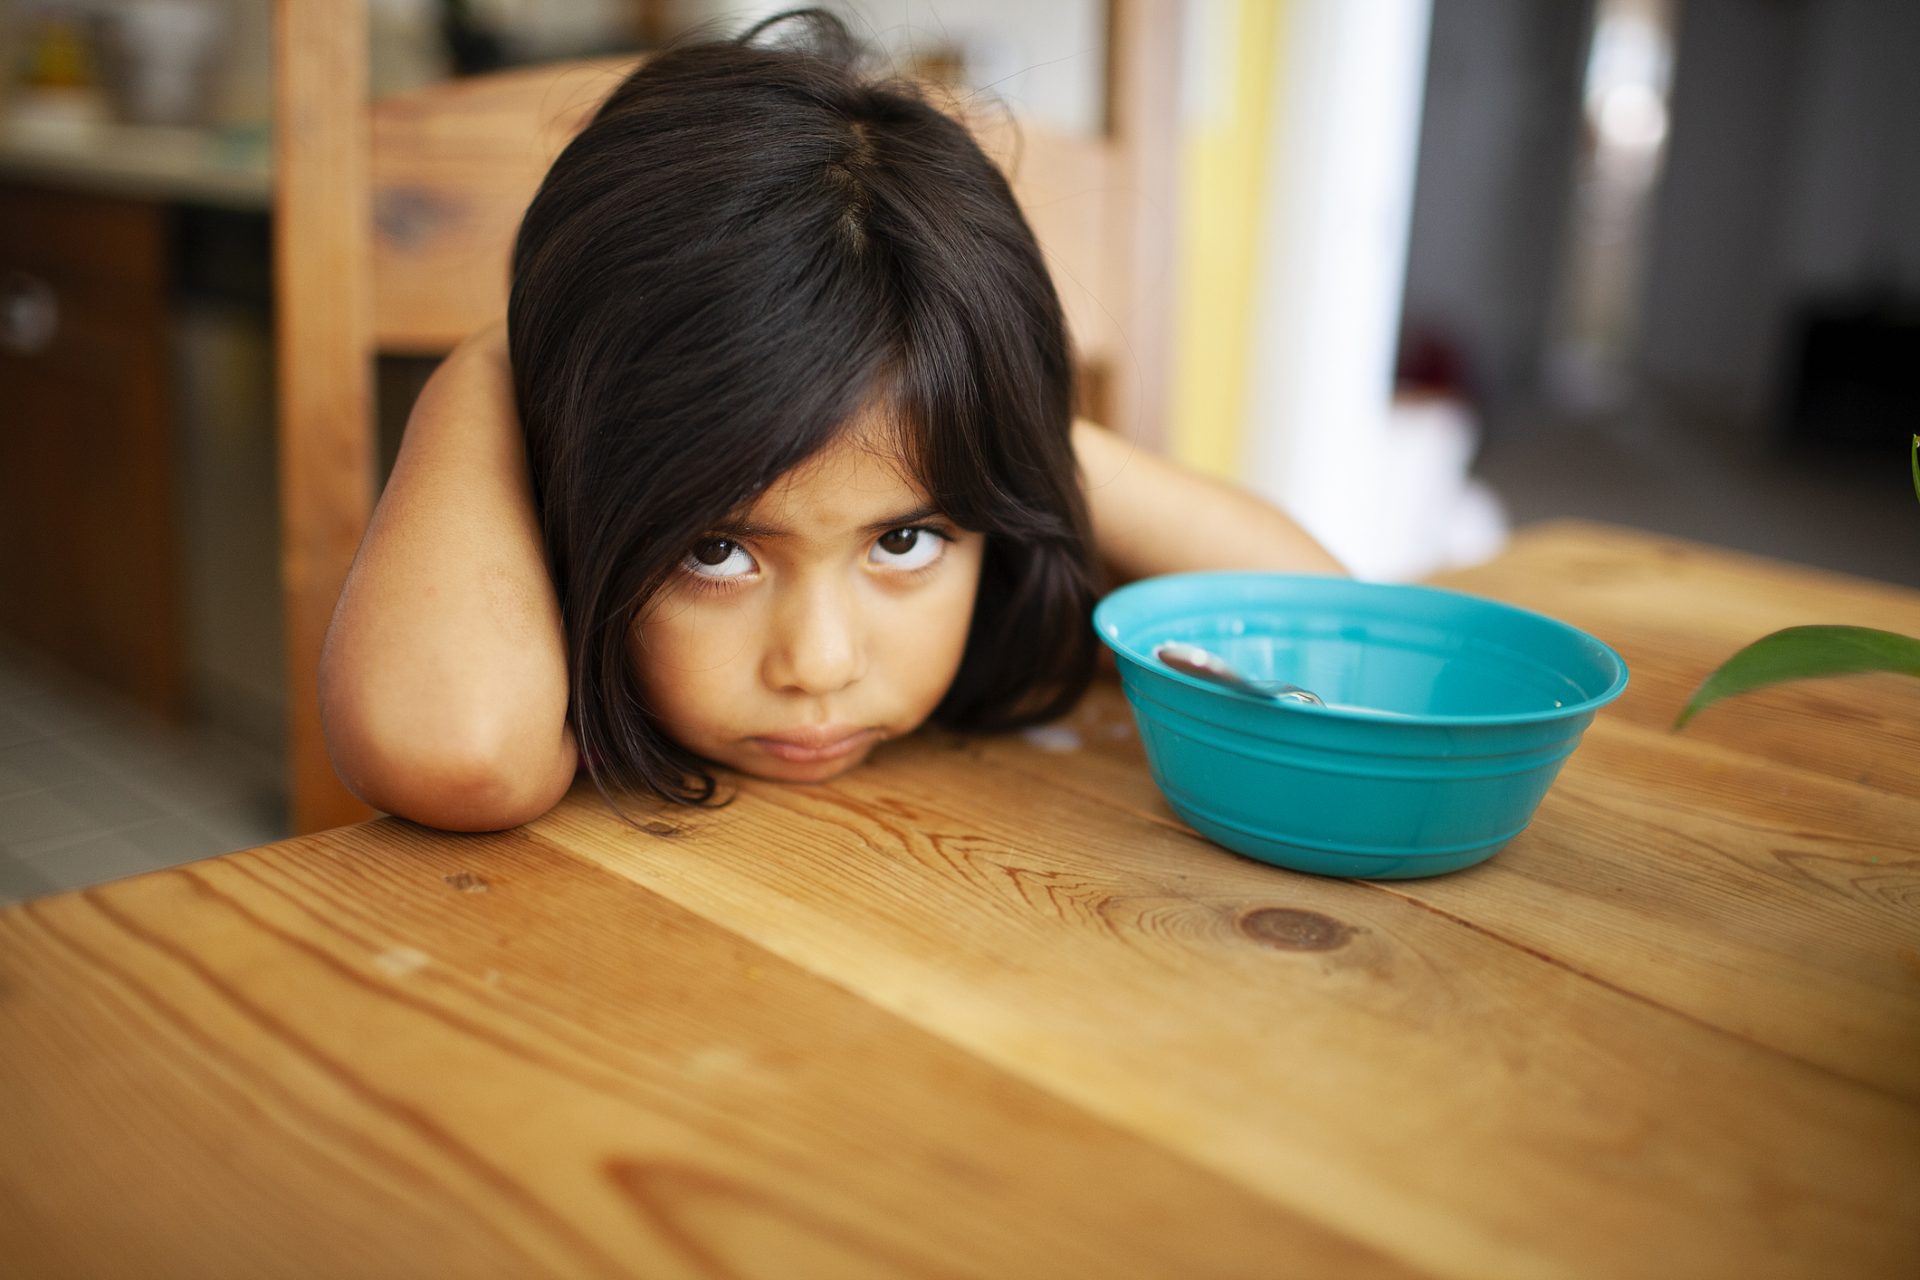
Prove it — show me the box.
[2,0,1915,901]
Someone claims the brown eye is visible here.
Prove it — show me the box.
[869,526,945,570]
[682,538,755,580]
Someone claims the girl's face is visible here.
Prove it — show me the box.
[629,421,985,783]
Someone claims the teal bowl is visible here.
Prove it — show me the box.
[1092,573,1628,879]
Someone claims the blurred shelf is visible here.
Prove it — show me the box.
[0,118,270,211]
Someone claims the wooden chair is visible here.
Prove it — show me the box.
[273,0,1182,832]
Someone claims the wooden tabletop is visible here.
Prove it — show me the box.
[3,521,1916,1279]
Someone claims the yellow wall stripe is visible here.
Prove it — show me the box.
[1168,0,1287,478]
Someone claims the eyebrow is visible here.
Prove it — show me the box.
[712,506,947,540]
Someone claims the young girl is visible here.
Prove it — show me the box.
[319,10,1343,832]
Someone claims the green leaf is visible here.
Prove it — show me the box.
[1675,625,1920,728]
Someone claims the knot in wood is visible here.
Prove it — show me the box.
[373,186,461,249]
[1238,907,1355,952]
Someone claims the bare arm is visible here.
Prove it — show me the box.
[319,319,577,830]
[1072,419,1347,581]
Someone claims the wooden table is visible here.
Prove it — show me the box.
[4,521,1917,1278]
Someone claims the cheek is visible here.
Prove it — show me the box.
[879,548,983,713]
[628,599,757,740]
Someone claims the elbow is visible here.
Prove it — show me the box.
[358,742,573,833]
[323,700,575,833]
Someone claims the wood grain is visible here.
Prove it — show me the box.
[0,824,1401,1279]
[989,688,1920,1097]
[524,737,1920,1280]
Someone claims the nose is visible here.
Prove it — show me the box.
[762,575,866,696]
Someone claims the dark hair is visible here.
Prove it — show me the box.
[508,8,1097,806]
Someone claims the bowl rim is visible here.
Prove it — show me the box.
[1092,570,1630,727]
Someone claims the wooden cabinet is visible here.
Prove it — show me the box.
[0,182,185,717]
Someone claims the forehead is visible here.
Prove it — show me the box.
[739,420,932,532]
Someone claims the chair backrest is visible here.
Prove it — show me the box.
[274,0,1180,832]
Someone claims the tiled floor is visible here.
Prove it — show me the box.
[0,646,287,908]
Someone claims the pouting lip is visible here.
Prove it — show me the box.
[748,726,879,763]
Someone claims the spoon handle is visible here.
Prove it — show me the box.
[1153,642,1325,705]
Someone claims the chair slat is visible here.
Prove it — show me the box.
[369,59,637,352]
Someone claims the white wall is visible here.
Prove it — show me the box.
[1240,0,1445,579]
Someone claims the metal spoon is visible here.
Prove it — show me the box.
[1154,642,1326,705]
